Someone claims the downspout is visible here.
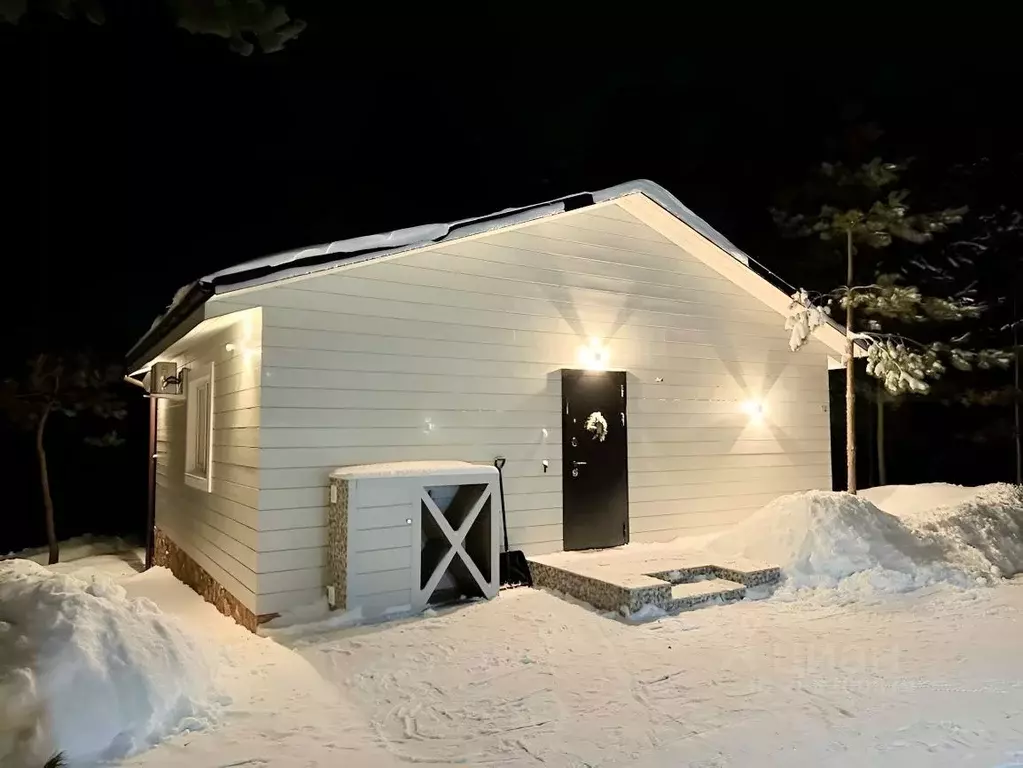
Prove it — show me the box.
[146,396,157,570]
[124,375,157,569]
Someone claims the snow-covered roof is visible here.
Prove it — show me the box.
[127,179,842,369]
[201,180,750,290]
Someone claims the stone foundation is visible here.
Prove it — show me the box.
[153,528,276,632]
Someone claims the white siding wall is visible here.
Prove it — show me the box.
[208,201,832,613]
[155,313,263,613]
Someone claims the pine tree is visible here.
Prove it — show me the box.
[774,158,1008,493]
[0,354,126,563]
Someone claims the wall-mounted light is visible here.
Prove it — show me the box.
[741,399,766,422]
[578,338,608,370]
[225,343,236,352]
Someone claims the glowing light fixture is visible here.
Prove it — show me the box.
[578,338,608,370]
[741,399,766,421]
[225,343,236,352]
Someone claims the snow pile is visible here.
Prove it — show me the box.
[0,560,219,766]
[619,603,667,623]
[860,482,988,517]
[869,483,1023,579]
[709,484,1023,597]
[710,491,968,595]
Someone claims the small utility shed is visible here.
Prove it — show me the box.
[127,179,848,628]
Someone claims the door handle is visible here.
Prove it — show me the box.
[572,460,587,466]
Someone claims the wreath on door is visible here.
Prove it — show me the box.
[585,411,608,442]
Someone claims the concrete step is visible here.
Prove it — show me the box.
[667,578,746,612]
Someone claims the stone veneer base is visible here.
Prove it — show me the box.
[153,528,276,632]
[528,558,781,618]
[326,477,349,610]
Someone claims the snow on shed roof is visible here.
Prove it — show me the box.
[127,179,840,370]
[201,179,750,289]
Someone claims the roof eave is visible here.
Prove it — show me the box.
[125,281,215,372]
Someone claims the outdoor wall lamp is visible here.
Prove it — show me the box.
[578,338,608,370]
[742,399,766,422]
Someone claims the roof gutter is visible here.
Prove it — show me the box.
[125,281,215,372]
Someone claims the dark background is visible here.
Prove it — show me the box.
[2,7,1021,552]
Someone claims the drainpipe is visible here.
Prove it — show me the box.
[125,375,157,569]
[146,395,157,570]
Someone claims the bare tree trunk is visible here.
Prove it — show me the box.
[36,407,58,564]
[1015,294,1021,485]
[876,381,887,486]
[846,229,857,494]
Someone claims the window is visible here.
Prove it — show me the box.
[185,362,214,491]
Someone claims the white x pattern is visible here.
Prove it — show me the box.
[419,488,491,601]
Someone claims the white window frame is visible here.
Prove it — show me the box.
[184,362,214,492]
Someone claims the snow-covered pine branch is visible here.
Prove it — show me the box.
[866,340,945,395]
[931,343,1015,372]
[840,275,985,322]
[785,289,830,352]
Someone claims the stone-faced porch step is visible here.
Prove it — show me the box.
[526,557,781,619]
[668,578,746,611]
[646,564,781,588]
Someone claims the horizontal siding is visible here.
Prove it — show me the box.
[259,443,553,469]
[256,304,802,353]
[262,388,561,412]
[259,546,326,574]
[252,272,779,331]
[262,344,827,379]
[349,568,410,597]
[259,588,324,616]
[350,526,412,552]
[259,426,553,449]
[158,516,257,609]
[154,315,263,612]
[256,404,825,430]
[350,547,411,574]
[262,507,326,530]
[204,201,832,614]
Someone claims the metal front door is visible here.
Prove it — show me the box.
[561,369,629,550]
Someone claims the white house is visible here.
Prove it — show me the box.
[127,180,847,629]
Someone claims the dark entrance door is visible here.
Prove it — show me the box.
[561,369,629,550]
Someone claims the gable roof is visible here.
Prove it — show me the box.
[127,179,849,370]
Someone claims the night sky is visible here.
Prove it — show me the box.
[2,8,1022,549]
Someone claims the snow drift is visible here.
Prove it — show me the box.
[870,483,1023,578]
[0,560,218,767]
[710,484,1023,596]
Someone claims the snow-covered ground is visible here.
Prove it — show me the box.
[5,484,1023,766]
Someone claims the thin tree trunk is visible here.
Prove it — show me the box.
[36,407,58,564]
[877,381,887,486]
[846,229,857,494]
[1014,293,1021,485]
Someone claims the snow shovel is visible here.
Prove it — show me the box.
[494,457,533,588]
